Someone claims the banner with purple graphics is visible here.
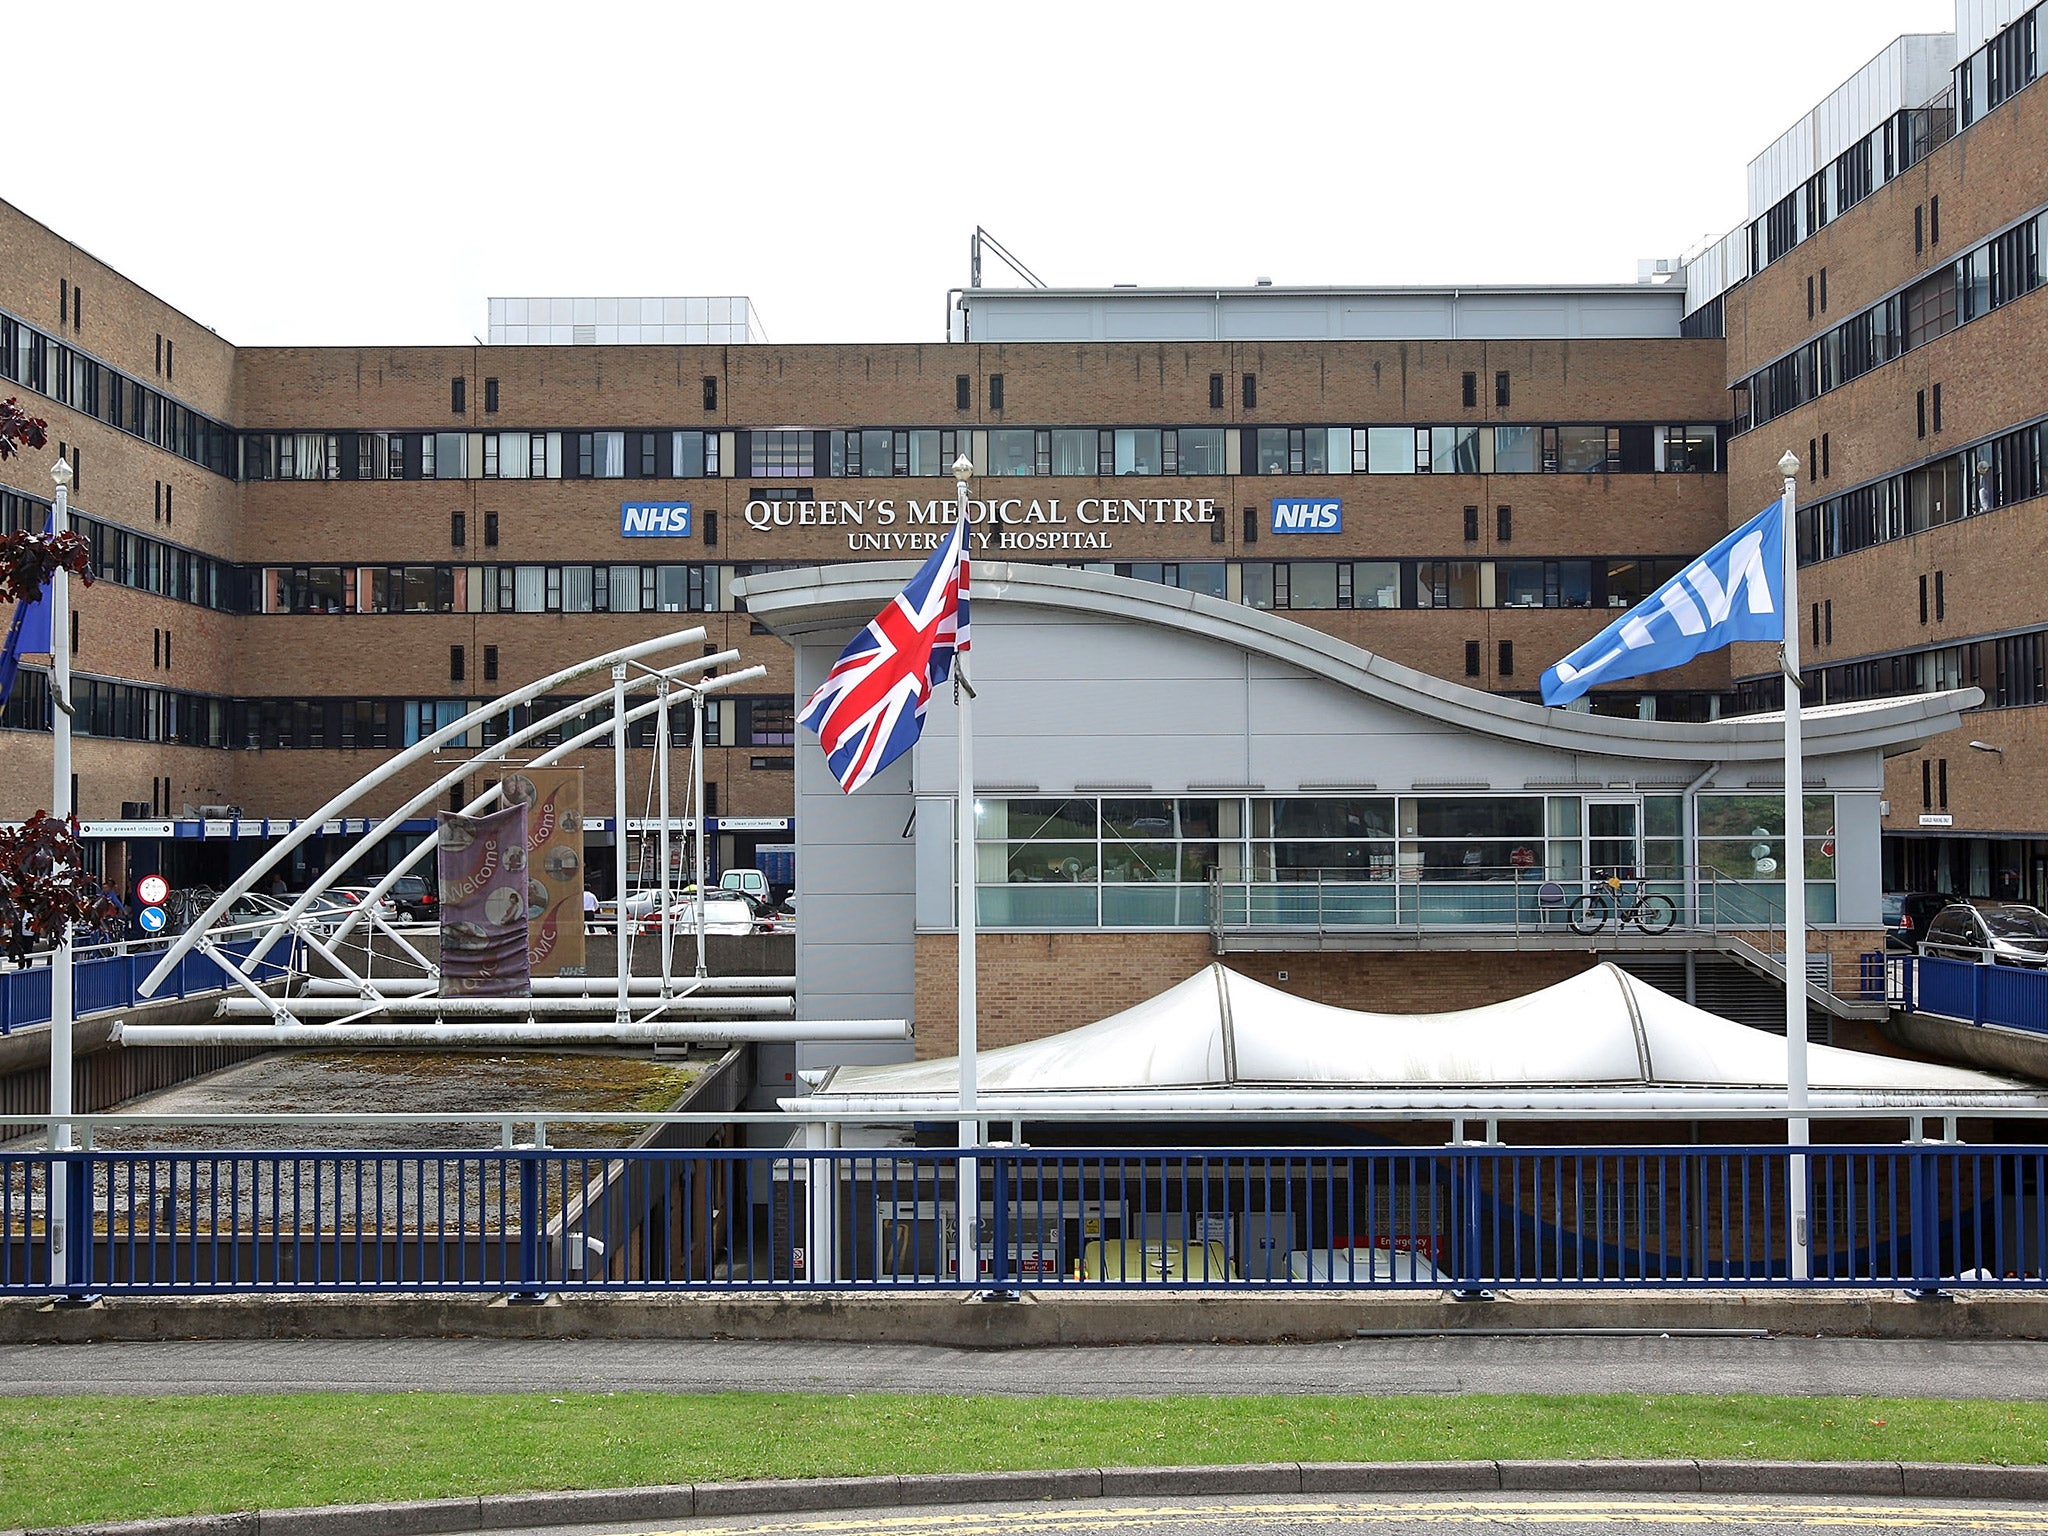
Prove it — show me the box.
[435,801,532,997]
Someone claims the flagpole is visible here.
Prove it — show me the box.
[1778,449,1810,1283]
[47,457,75,1291]
[949,454,980,1289]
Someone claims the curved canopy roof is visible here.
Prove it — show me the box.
[737,560,1981,765]
[797,963,2044,1116]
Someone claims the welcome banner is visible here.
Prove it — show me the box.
[436,801,532,997]
[503,767,587,978]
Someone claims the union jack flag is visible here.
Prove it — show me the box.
[800,513,971,794]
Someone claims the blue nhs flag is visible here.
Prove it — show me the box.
[1272,498,1342,533]
[1541,499,1786,707]
[621,501,693,538]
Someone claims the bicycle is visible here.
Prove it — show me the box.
[1567,870,1675,935]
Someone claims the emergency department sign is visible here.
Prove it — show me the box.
[621,502,693,537]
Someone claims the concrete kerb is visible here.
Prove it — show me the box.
[18,1463,2048,1536]
[7,1290,2048,1346]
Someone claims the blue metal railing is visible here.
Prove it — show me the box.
[0,937,291,1036]
[3,1141,2041,1299]
[1894,953,2048,1037]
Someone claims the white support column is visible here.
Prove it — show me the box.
[611,662,631,1026]
[47,457,74,1289]
[692,687,709,980]
[803,1120,839,1284]
[951,456,980,1290]
[1779,450,1811,1283]
[657,680,674,999]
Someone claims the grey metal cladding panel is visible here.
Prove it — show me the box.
[1341,299,1454,338]
[1454,297,1571,338]
[796,843,916,899]
[970,302,1105,342]
[1104,310,1215,341]
[1575,293,1684,338]
[973,620,1254,685]
[1220,303,1334,339]
[1249,731,1560,787]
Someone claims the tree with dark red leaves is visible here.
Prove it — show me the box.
[0,405,119,960]
[0,813,124,965]
[0,398,92,601]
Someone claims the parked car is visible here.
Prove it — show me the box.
[327,886,401,926]
[1890,891,1966,952]
[1079,1238,1237,1282]
[1286,1247,1447,1284]
[387,874,437,921]
[1919,901,2048,968]
[759,895,797,935]
[718,868,770,901]
[639,894,761,937]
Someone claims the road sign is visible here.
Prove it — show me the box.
[136,874,169,906]
[138,905,167,933]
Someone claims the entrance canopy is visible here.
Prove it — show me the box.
[796,963,2046,1116]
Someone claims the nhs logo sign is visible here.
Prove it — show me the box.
[1271,498,1342,534]
[621,502,693,538]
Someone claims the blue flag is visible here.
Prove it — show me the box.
[1541,499,1786,707]
[0,507,56,709]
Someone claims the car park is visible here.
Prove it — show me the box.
[640,894,761,936]
[328,886,401,925]
[1890,891,1966,952]
[387,874,437,921]
[1918,901,2048,968]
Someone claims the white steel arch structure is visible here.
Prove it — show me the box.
[125,628,904,1049]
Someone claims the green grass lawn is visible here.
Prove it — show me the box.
[3,1392,2044,1530]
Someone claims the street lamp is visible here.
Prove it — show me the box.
[47,454,77,1290]
[949,450,980,1288]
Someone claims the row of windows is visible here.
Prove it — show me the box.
[0,313,234,478]
[1797,413,2048,565]
[1737,205,2045,432]
[1740,2,2037,281]
[0,675,794,753]
[254,555,1698,618]
[262,562,728,615]
[0,489,246,612]
[240,422,1726,483]
[1737,628,2048,717]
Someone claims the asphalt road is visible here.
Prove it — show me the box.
[4,1334,2048,1399]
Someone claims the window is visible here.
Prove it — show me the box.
[1496,505,1512,543]
[1932,383,1943,432]
[1498,640,1514,677]
[484,511,499,547]
[956,375,971,410]
[483,645,499,682]
[1462,372,1477,408]
[1463,506,1478,542]
[1363,426,1423,474]
[748,430,812,477]
[1494,372,1509,408]
[1935,569,1945,621]
[702,375,718,411]
[1916,205,1925,253]
[451,378,466,414]
[988,373,1004,411]
[1430,425,1481,474]
[1931,194,1940,245]
[1464,640,1481,677]
[451,511,466,547]
[1917,389,1927,438]
[1492,425,1538,473]
[450,645,465,682]
[1242,374,1257,408]
[1209,373,1224,410]
[1177,428,1227,475]
[484,378,499,414]
[986,428,1037,477]
[1418,561,1482,609]
[1113,429,1164,476]
[1554,425,1614,473]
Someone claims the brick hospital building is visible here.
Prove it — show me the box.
[0,0,2043,918]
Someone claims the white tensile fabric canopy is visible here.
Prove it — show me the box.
[796,963,2045,1116]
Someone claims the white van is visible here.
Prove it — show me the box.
[718,868,769,900]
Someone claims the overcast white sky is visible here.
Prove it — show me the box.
[16,0,1956,347]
